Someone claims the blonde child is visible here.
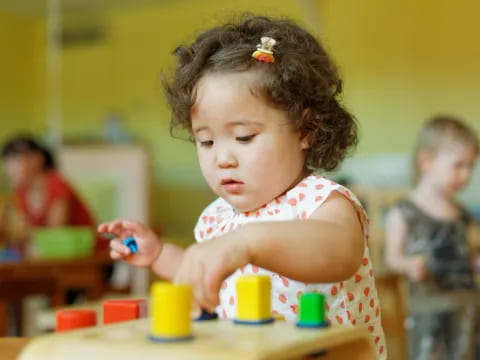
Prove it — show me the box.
[385,115,479,359]
[99,15,386,358]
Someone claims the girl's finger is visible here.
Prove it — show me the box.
[110,249,124,260]
[120,220,150,238]
[191,265,214,312]
[107,221,127,234]
[97,223,109,232]
[110,239,131,256]
[100,219,123,228]
[191,303,202,319]
[99,219,129,235]
[204,270,221,310]
[174,261,208,310]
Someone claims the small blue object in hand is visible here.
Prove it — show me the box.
[123,237,138,254]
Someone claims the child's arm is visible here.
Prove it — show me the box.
[151,243,185,281]
[245,192,363,282]
[46,199,69,226]
[98,220,184,281]
[467,222,480,277]
[174,192,365,311]
[385,207,426,280]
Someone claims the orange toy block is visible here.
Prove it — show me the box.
[56,309,97,332]
[103,299,147,325]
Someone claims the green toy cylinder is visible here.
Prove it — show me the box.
[297,293,327,327]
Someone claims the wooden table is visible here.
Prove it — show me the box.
[375,271,408,360]
[19,318,376,360]
[0,253,112,336]
[0,337,30,360]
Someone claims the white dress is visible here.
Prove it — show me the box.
[194,174,387,359]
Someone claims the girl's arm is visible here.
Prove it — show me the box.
[174,192,365,311]
[245,191,364,283]
[151,242,185,280]
[385,207,425,280]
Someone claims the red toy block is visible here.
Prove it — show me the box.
[56,309,97,332]
[103,299,147,324]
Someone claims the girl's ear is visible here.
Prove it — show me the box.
[300,134,310,150]
[300,109,311,150]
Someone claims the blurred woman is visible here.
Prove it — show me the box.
[1,136,105,251]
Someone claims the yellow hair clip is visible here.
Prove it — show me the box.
[252,37,276,63]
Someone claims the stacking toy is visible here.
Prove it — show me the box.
[56,309,97,332]
[296,292,328,328]
[149,282,193,342]
[234,275,273,324]
[103,299,147,324]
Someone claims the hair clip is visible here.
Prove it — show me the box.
[252,37,276,63]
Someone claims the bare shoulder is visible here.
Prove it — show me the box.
[309,190,361,229]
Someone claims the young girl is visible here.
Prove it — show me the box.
[385,115,479,359]
[100,15,386,358]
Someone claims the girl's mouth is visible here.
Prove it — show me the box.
[221,178,244,194]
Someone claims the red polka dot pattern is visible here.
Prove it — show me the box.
[193,175,387,359]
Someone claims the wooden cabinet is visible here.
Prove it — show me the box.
[58,144,152,294]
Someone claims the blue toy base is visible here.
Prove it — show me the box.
[296,321,329,328]
[194,310,218,321]
[233,317,274,325]
[148,334,193,343]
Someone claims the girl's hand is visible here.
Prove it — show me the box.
[173,229,251,313]
[98,220,163,268]
[405,255,427,282]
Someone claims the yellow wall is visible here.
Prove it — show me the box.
[58,0,310,237]
[0,11,44,139]
[318,0,480,153]
[60,0,311,152]
[1,0,480,238]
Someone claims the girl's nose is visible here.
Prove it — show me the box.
[216,148,238,168]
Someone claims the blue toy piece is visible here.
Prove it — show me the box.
[0,247,23,262]
[123,237,138,254]
[194,309,218,321]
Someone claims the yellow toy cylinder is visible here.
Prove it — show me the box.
[235,275,273,324]
[149,281,193,341]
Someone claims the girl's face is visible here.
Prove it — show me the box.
[420,142,477,196]
[191,71,309,212]
[3,152,43,189]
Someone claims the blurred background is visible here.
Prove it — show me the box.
[0,0,479,358]
[1,0,479,236]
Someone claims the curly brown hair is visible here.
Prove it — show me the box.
[163,14,357,171]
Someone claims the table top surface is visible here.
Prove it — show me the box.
[0,337,30,360]
[19,318,375,360]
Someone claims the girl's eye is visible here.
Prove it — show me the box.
[236,135,256,143]
[199,140,214,147]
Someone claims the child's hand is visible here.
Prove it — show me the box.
[98,220,163,268]
[404,255,427,282]
[173,230,251,313]
[473,254,480,274]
